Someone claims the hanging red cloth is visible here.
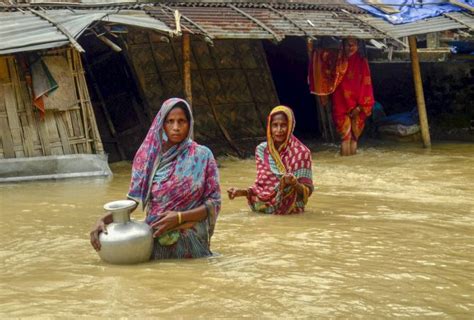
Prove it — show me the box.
[308,48,348,97]
[331,53,374,141]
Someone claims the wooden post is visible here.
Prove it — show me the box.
[182,32,192,107]
[408,36,431,148]
[307,39,329,141]
[73,50,105,154]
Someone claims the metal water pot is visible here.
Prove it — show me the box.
[98,200,153,264]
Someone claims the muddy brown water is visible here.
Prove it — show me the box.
[1,142,473,318]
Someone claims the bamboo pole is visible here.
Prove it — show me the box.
[408,36,431,148]
[69,49,91,154]
[182,32,193,107]
[448,0,474,13]
[9,57,34,157]
[325,98,336,143]
[74,50,105,154]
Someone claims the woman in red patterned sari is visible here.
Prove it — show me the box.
[332,38,375,156]
[227,106,313,215]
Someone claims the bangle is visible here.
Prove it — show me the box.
[177,211,182,224]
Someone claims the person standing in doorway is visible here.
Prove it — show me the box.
[332,38,375,156]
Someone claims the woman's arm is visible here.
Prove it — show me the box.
[227,187,249,199]
[150,205,207,238]
[152,148,221,238]
[228,144,262,200]
[89,212,113,251]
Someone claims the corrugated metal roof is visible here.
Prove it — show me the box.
[238,7,304,38]
[360,13,471,39]
[1,2,472,55]
[236,7,385,39]
[444,12,474,30]
[145,5,202,35]
[165,4,274,39]
[276,9,385,39]
[159,1,365,13]
[146,2,385,40]
[0,11,69,55]
[0,8,173,55]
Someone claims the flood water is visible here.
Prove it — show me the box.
[1,141,473,318]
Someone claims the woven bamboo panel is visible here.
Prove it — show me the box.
[0,49,103,159]
[42,55,78,111]
[127,33,279,151]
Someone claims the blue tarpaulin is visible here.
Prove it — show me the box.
[347,0,473,24]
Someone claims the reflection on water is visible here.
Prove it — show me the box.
[1,142,473,318]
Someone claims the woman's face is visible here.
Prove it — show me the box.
[271,113,289,145]
[345,38,359,57]
[164,107,190,145]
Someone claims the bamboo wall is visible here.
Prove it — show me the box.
[0,48,103,159]
[125,29,279,154]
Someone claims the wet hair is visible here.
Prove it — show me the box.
[167,102,191,122]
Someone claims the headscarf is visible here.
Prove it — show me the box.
[248,105,314,214]
[128,98,193,208]
[266,105,296,174]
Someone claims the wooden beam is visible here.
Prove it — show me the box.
[69,49,91,153]
[443,12,474,29]
[364,0,400,14]
[160,4,211,38]
[29,9,84,53]
[408,36,431,148]
[448,0,474,13]
[307,40,328,142]
[182,32,193,107]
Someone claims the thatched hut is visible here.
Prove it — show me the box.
[0,1,472,177]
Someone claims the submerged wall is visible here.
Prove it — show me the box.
[370,60,474,140]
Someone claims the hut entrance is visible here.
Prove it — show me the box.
[263,37,320,139]
[79,34,149,163]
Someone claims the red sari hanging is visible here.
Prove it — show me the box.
[331,53,374,141]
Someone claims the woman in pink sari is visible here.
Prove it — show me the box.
[227,106,313,214]
[90,98,221,259]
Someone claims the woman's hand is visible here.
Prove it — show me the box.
[282,173,297,188]
[90,219,108,252]
[349,106,361,118]
[150,211,180,238]
[227,187,248,200]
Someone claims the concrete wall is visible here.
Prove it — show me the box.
[370,60,474,140]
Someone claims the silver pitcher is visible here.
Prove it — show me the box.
[98,200,153,264]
